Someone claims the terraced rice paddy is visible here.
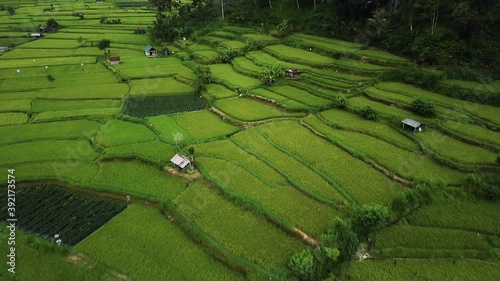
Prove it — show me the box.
[1,3,499,280]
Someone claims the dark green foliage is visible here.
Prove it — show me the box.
[358,106,377,120]
[261,64,284,86]
[149,0,172,11]
[271,20,293,38]
[0,185,126,246]
[445,66,490,83]
[320,218,359,262]
[46,75,55,82]
[194,65,212,92]
[391,182,435,217]
[332,95,347,109]
[6,6,15,15]
[45,18,60,31]
[411,98,435,117]
[150,13,183,42]
[288,250,314,281]
[463,173,500,202]
[97,39,111,50]
[123,94,205,117]
[352,204,391,238]
[214,48,239,63]
[411,28,467,65]
[378,65,440,89]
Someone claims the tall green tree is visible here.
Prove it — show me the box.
[149,0,172,11]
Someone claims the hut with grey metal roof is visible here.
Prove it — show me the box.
[402,118,423,132]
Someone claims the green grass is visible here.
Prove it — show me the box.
[443,120,500,147]
[204,83,238,99]
[260,120,406,205]
[129,77,195,96]
[0,140,100,166]
[187,43,214,52]
[441,80,500,94]
[197,155,337,236]
[175,182,305,268]
[0,119,101,145]
[0,112,28,126]
[375,225,491,251]
[250,88,289,102]
[264,44,335,66]
[16,39,80,49]
[33,108,119,121]
[302,115,465,184]
[319,110,419,151]
[407,200,500,236]
[194,139,288,187]
[233,127,346,205]
[37,83,129,99]
[214,98,306,121]
[267,85,331,107]
[416,129,497,164]
[0,48,76,59]
[219,40,246,49]
[95,119,158,147]
[0,73,119,92]
[171,110,240,141]
[1,161,99,185]
[0,228,106,281]
[348,96,430,122]
[242,33,279,43]
[76,204,244,281]
[147,115,193,144]
[0,56,97,69]
[365,87,472,121]
[91,161,186,200]
[103,140,177,165]
[376,82,500,125]
[209,64,262,89]
[346,259,500,280]
[192,50,219,63]
[222,26,256,34]
[32,99,121,112]
[0,98,31,112]
[209,31,238,39]
[231,57,263,76]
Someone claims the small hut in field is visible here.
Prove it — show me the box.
[144,45,158,58]
[108,56,121,65]
[170,154,191,171]
[285,68,301,79]
[402,118,423,132]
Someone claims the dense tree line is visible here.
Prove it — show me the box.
[149,0,499,78]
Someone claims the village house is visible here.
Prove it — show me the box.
[108,56,120,65]
[144,45,157,58]
[30,33,42,39]
[0,46,8,52]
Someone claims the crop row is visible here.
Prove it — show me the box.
[0,185,126,246]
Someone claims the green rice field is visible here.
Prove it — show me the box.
[1,3,498,280]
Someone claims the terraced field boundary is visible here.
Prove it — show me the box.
[196,163,319,247]
[160,200,272,279]
[300,118,413,187]
[255,127,356,206]
[230,136,339,208]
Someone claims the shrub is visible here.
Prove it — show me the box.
[359,106,377,120]
[352,204,391,238]
[261,64,283,86]
[411,98,435,117]
[463,173,500,202]
[332,95,347,109]
[288,250,314,281]
[320,218,359,262]
[97,39,111,50]
[378,64,440,89]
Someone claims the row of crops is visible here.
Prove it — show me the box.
[0,184,127,246]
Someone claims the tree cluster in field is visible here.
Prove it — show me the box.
[288,205,390,280]
[1,5,15,15]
